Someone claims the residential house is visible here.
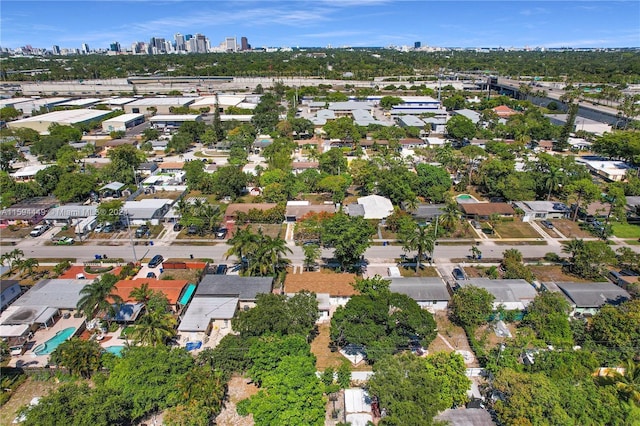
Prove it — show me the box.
[410,204,445,223]
[453,109,481,125]
[10,165,52,182]
[284,272,359,321]
[137,162,159,177]
[284,201,335,222]
[0,197,57,226]
[547,281,631,315]
[195,275,274,310]
[43,204,98,228]
[455,278,537,311]
[1,280,21,311]
[513,201,570,222]
[459,203,515,220]
[576,157,633,182]
[492,105,519,118]
[111,278,190,311]
[349,195,394,220]
[291,161,319,175]
[388,277,451,311]
[122,199,173,225]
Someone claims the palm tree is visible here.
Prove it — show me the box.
[76,273,123,321]
[129,283,154,305]
[128,309,176,347]
[469,246,482,260]
[2,248,24,271]
[303,244,321,271]
[225,226,260,272]
[598,359,640,406]
[247,233,292,277]
[561,239,585,262]
[439,200,461,232]
[544,166,565,200]
[19,258,39,278]
[402,225,435,269]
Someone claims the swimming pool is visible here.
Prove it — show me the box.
[34,327,77,355]
[104,345,125,357]
[457,194,472,199]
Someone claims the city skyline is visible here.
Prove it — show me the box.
[1,1,640,50]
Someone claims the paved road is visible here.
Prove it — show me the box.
[1,239,622,264]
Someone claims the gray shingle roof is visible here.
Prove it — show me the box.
[196,275,273,300]
[10,279,89,309]
[389,277,450,301]
[555,282,631,308]
[456,278,537,304]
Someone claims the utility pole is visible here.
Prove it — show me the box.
[126,212,137,262]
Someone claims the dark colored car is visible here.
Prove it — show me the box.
[173,223,183,232]
[187,225,199,235]
[540,220,554,229]
[146,272,157,278]
[135,225,150,238]
[215,264,228,275]
[216,228,228,239]
[452,267,465,280]
[148,255,164,268]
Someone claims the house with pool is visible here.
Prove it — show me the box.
[0,279,89,357]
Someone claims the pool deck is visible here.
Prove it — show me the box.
[9,316,86,368]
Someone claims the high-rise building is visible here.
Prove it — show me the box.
[225,37,237,52]
[241,36,249,51]
[195,33,208,53]
[174,33,185,51]
[414,41,421,49]
[185,34,193,41]
[52,45,61,55]
[110,42,121,52]
[81,43,90,54]
[150,37,166,54]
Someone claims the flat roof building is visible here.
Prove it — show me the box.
[149,114,202,129]
[11,97,70,115]
[7,109,111,134]
[57,98,102,108]
[124,97,197,115]
[102,113,145,132]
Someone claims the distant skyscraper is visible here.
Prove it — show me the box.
[414,41,421,49]
[110,42,121,52]
[241,37,249,51]
[185,34,193,41]
[81,43,90,54]
[52,45,61,55]
[195,33,208,53]
[150,37,166,54]
[174,33,185,51]
[225,37,237,52]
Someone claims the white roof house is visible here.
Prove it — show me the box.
[11,164,51,180]
[122,199,173,223]
[576,157,633,182]
[456,278,537,311]
[177,297,238,332]
[357,195,394,219]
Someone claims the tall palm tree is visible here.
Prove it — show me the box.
[2,248,24,271]
[544,166,565,201]
[247,233,292,277]
[598,359,640,406]
[129,283,154,305]
[128,309,176,347]
[439,200,461,232]
[225,226,260,272]
[402,225,435,269]
[76,273,123,321]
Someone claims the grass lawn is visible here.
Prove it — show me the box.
[495,240,547,246]
[1,225,33,239]
[0,376,62,426]
[399,265,439,277]
[492,219,540,239]
[236,223,285,238]
[379,228,398,240]
[310,323,371,371]
[611,222,640,238]
[529,265,593,282]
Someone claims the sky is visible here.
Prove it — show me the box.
[1,1,639,50]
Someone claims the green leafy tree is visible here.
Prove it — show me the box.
[0,106,20,121]
[105,346,194,420]
[414,163,452,202]
[196,334,252,377]
[446,114,476,141]
[352,275,391,298]
[50,338,102,378]
[522,292,573,347]
[321,213,375,271]
[211,165,248,199]
[303,243,321,271]
[319,148,348,175]
[317,174,351,203]
[449,286,494,329]
[128,307,177,347]
[233,292,319,338]
[379,96,404,110]
[566,178,600,221]
[96,200,123,225]
[53,173,96,202]
[142,128,160,142]
[368,352,470,425]
[0,142,20,172]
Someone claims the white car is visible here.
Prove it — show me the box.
[30,224,49,237]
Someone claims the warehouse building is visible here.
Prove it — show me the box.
[101,113,145,132]
[123,97,197,115]
[150,114,202,130]
[10,97,71,116]
[7,109,111,134]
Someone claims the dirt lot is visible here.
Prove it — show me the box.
[0,377,62,425]
[430,311,478,366]
[551,219,592,238]
[529,265,592,282]
[311,323,371,371]
[399,265,439,277]
[215,375,258,426]
[159,268,203,282]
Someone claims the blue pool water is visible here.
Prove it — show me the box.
[104,345,125,356]
[34,327,77,355]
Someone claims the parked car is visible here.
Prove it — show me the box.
[148,255,164,268]
[146,272,157,278]
[187,225,199,235]
[135,227,150,238]
[216,228,228,239]
[30,224,50,237]
[102,223,114,233]
[470,220,481,229]
[55,237,75,245]
[94,224,104,233]
[619,269,640,277]
[215,264,228,275]
[540,220,554,229]
[173,223,183,232]
[452,267,465,280]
